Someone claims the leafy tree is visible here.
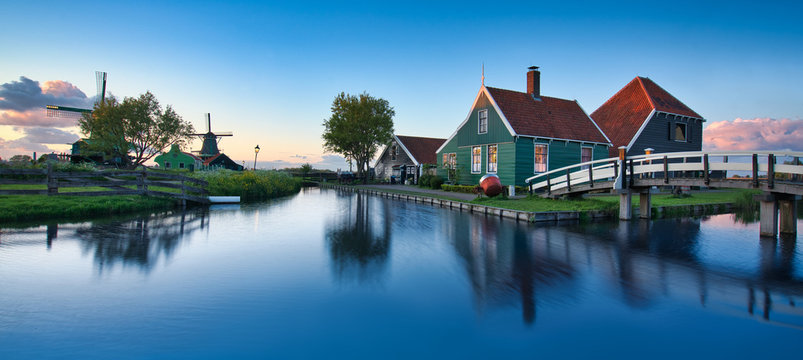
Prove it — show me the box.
[322,92,394,183]
[9,154,32,164]
[300,163,313,178]
[79,92,194,169]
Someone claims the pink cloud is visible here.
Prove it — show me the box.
[703,118,803,151]
[0,109,81,127]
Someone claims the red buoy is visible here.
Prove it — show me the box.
[479,174,503,197]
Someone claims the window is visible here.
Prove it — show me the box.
[534,144,548,173]
[471,146,482,173]
[487,144,497,173]
[165,162,171,169]
[478,109,488,134]
[581,146,592,170]
[391,145,397,160]
[179,162,185,169]
[674,123,687,142]
[442,153,448,167]
[449,153,457,168]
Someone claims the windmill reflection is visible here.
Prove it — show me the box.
[74,209,208,273]
[326,192,391,283]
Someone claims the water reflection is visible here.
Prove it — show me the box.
[444,208,802,328]
[1,210,208,273]
[326,192,391,283]
[74,210,207,273]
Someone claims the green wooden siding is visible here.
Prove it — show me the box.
[457,92,514,147]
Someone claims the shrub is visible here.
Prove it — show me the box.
[418,174,433,188]
[429,176,444,189]
[440,184,477,194]
[191,169,302,202]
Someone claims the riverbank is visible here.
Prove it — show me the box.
[318,183,744,222]
[0,194,180,224]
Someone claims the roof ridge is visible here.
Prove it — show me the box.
[635,76,658,110]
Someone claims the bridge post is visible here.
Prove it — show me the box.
[639,191,651,219]
[619,190,632,220]
[757,193,778,237]
[779,195,800,235]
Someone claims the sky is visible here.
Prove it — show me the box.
[1,0,802,169]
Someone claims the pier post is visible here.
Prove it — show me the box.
[619,190,632,220]
[778,195,800,235]
[755,193,779,237]
[639,191,651,219]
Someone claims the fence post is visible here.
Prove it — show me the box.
[588,164,594,188]
[628,159,634,188]
[566,168,572,191]
[47,162,57,195]
[663,156,669,184]
[768,154,775,189]
[703,154,710,185]
[752,154,759,188]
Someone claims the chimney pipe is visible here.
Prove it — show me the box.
[527,66,540,99]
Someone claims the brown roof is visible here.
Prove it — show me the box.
[590,77,702,150]
[396,135,445,164]
[485,87,609,143]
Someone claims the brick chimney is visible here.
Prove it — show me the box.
[527,66,540,99]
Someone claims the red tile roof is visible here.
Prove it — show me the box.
[203,154,221,166]
[396,135,446,164]
[590,77,702,151]
[485,87,609,144]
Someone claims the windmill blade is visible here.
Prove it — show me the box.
[95,71,107,104]
[46,105,91,118]
[215,132,233,136]
[205,113,211,133]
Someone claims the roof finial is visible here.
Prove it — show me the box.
[481,63,485,86]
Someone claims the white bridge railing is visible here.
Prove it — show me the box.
[525,150,803,195]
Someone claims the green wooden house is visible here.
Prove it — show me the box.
[436,67,611,186]
[154,144,202,171]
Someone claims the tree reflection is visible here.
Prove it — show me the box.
[450,213,575,325]
[74,209,207,273]
[326,193,391,283]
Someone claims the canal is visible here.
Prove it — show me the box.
[1,187,801,359]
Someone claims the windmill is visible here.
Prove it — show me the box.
[46,71,107,118]
[191,113,233,160]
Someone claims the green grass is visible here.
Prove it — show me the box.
[471,196,618,212]
[190,169,302,202]
[0,194,178,223]
[592,189,759,207]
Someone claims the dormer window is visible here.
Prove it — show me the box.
[391,145,397,160]
[478,109,488,134]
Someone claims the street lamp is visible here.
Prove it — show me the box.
[254,145,260,170]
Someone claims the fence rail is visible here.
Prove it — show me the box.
[0,164,209,204]
[526,150,803,196]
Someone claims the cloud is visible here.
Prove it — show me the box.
[0,76,91,112]
[0,109,81,127]
[0,76,93,128]
[0,127,79,159]
[254,154,350,171]
[703,118,803,151]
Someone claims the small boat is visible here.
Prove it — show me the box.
[208,196,241,204]
[479,174,503,197]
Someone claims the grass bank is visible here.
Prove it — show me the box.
[0,194,178,223]
[190,169,302,202]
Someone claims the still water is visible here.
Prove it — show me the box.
[1,187,801,359]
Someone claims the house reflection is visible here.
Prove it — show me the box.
[326,192,391,284]
[74,209,208,273]
[448,212,802,328]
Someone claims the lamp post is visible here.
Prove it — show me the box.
[253,145,260,170]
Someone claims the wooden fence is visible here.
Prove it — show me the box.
[0,164,209,204]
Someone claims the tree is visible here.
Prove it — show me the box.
[78,91,195,169]
[300,163,313,179]
[9,154,32,164]
[322,92,394,183]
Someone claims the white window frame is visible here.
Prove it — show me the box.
[478,109,488,134]
[471,146,482,174]
[534,143,548,173]
[487,144,497,173]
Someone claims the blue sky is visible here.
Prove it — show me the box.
[1,0,802,168]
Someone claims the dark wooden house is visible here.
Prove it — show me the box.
[375,135,445,184]
[590,77,705,157]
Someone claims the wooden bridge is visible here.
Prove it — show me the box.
[0,164,209,205]
[525,148,803,237]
